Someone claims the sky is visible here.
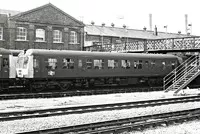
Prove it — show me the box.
[1,0,200,35]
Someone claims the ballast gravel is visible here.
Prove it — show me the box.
[1,90,200,133]
[1,101,200,133]
[0,91,185,112]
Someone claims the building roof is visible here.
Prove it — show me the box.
[0,14,8,23]
[10,3,84,27]
[0,9,20,16]
[85,25,192,40]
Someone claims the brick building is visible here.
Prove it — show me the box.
[0,3,84,50]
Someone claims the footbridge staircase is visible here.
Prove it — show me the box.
[163,55,200,95]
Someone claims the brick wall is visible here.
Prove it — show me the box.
[0,4,84,50]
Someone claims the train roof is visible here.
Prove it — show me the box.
[0,48,11,54]
[9,49,23,54]
[24,49,178,59]
[0,48,23,55]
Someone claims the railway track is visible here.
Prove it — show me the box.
[0,86,162,100]
[17,107,200,134]
[1,95,200,122]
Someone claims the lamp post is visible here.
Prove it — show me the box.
[123,24,128,51]
[101,23,105,51]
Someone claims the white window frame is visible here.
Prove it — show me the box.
[53,30,62,43]
[70,31,78,44]
[0,27,3,40]
[16,27,27,41]
[35,29,45,42]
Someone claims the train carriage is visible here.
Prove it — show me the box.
[0,48,23,91]
[16,49,180,91]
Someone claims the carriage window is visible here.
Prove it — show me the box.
[86,59,92,69]
[94,59,104,69]
[171,61,175,69]
[22,57,29,69]
[138,60,142,69]
[33,59,39,68]
[133,61,137,69]
[108,60,114,69]
[151,60,155,68]
[3,58,9,68]
[108,60,119,69]
[63,58,74,69]
[0,56,1,70]
[121,60,130,69]
[145,61,149,66]
[162,61,166,70]
[114,60,119,68]
[47,58,57,70]
[78,59,82,68]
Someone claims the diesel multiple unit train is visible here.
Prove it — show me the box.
[8,49,181,92]
[0,48,23,91]
[0,48,182,92]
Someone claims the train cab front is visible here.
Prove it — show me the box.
[16,56,28,78]
[16,53,33,78]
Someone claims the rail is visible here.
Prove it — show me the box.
[1,95,200,121]
[18,108,200,134]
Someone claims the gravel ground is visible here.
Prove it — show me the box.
[1,89,200,134]
[127,121,200,134]
[1,102,200,133]
[0,91,187,112]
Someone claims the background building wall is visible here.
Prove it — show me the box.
[0,3,84,50]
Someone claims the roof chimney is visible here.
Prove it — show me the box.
[111,23,115,27]
[102,23,105,27]
[154,25,158,36]
[123,24,126,28]
[185,14,188,34]
[149,14,152,31]
[91,21,95,25]
[143,27,147,31]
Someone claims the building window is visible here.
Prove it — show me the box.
[70,31,77,44]
[0,27,3,40]
[16,27,27,41]
[36,29,45,41]
[53,30,62,43]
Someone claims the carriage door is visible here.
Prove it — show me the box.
[2,56,9,78]
[77,58,86,76]
[33,56,40,78]
[0,55,2,78]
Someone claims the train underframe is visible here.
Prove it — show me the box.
[0,78,24,92]
[24,76,164,92]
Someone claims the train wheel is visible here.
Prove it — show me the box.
[60,83,71,91]
[32,84,45,92]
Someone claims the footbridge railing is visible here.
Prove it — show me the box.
[109,36,200,52]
